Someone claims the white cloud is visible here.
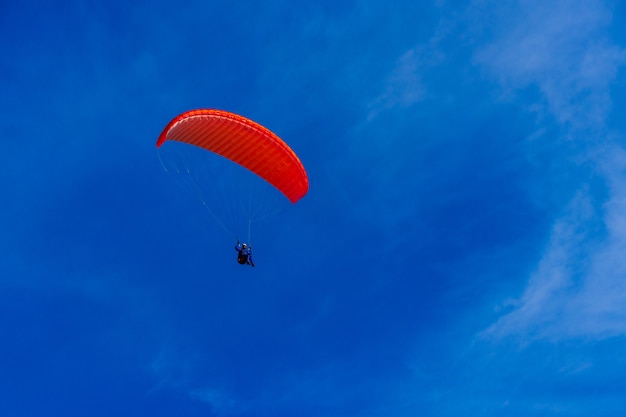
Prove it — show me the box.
[189,386,242,416]
[367,48,427,119]
[475,0,625,129]
[569,146,626,336]
[476,0,626,342]
[484,146,626,341]
[366,15,453,120]
[482,190,595,341]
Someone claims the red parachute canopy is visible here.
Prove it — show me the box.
[157,109,309,203]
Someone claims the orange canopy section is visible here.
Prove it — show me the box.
[157,109,309,203]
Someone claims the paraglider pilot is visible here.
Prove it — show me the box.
[235,241,255,267]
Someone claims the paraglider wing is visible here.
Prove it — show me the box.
[157,109,308,203]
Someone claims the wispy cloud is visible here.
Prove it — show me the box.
[366,14,454,120]
[366,48,427,119]
[189,386,243,416]
[474,0,625,129]
[475,0,626,342]
[482,190,595,341]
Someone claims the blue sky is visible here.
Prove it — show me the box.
[2,0,626,416]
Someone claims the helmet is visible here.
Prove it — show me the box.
[242,243,247,248]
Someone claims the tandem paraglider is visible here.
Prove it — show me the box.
[156,109,308,267]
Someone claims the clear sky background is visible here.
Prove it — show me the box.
[2,0,626,416]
